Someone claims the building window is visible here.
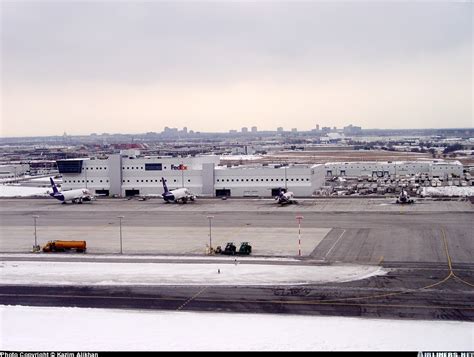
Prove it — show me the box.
[188,179,190,182]
[217,179,219,182]
[145,163,162,171]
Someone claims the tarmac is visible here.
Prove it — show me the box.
[0,197,473,321]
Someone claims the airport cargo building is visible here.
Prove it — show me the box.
[57,154,326,198]
[57,153,464,198]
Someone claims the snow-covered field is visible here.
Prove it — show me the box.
[0,185,51,197]
[1,305,472,351]
[0,253,299,262]
[0,261,386,286]
[420,186,474,197]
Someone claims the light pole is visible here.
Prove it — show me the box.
[296,216,304,257]
[207,215,214,254]
[117,216,124,254]
[32,215,39,251]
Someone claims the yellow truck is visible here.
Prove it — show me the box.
[42,240,86,253]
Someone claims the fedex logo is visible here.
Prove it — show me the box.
[171,164,188,170]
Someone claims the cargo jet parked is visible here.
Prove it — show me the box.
[161,177,196,203]
[49,178,94,204]
[275,188,297,205]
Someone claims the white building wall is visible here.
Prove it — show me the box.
[61,158,111,190]
[214,166,314,197]
[61,157,463,197]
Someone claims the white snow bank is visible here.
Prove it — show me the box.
[0,253,299,262]
[0,261,386,286]
[0,185,51,197]
[1,305,472,351]
[421,186,474,197]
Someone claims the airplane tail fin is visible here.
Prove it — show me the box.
[161,177,169,193]
[50,177,59,194]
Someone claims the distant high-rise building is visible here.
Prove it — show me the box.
[291,128,297,132]
[241,127,248,133]
[229,129,237,134]
[316,124,320,131]
[182,127,188,134]
[251,126,257,133]
[277,127,283,132]
[343,124,362,135]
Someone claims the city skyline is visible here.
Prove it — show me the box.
[1,1,472,137]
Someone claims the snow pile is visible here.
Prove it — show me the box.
[0,185,51,197]
[0,261,386,286]
[1,305,472,351]
[420,186,474,197]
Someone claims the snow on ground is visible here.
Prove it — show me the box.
[420,186,474,197]
[0,185,51,197]
[219,154,263,161]
[1,305,472,351]
[28,176,61,183]
[0,261,386,286]
[0,253,299,262]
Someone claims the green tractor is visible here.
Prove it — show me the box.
[222,242,237,255]
[238,242,252,255]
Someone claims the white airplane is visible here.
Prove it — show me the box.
[275,188,297,205]
[396,188,414,204]
[161,177,196,203]
[49,177,94,204]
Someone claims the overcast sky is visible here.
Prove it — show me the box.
[1,0,472,137]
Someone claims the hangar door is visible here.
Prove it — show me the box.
[125,189,140,197]
[215,189,231,197]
